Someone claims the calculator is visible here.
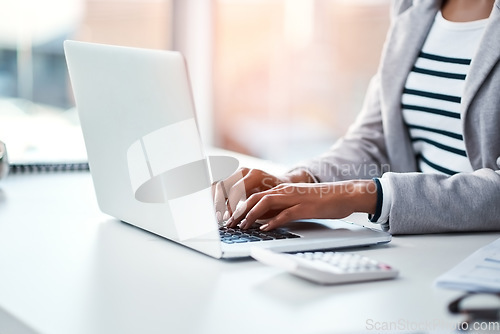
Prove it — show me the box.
[251,247,398,285]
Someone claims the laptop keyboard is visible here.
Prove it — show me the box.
[219,226,301,244]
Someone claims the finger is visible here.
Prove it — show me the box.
[236,187,278,218]
[211,182,223,223]
[226,173,248,216]
[232,183,294,223]
[213,181,228,223]
[226,169,272,214]
[230,169,284,217]
[225,190,268,228]
[240,194,293,229]
[259,204,302,231]
[213,168,251,222]
[226,181,289,228]
[225,199,253,228]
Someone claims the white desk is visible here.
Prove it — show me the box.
[1,163,499,334]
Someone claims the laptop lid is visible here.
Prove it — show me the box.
[65,40,223,258]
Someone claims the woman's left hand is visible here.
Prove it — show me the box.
[226,180,378,231]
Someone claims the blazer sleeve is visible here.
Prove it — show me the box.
[383,169,500,234]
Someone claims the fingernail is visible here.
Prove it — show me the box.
[216,211,222,222]
[260,223,269,231]
[240,219,247,229]
[223,211,230,221]
[233,202,246,218]
[225,217,233,226]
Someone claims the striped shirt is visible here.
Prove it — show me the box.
[401,11,487,176]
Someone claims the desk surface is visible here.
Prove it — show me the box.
[1,163,499,334]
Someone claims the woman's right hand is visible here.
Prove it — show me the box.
[213,168,286,224]
[213,167,316,226]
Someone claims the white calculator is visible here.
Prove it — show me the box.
[251,247,398,285]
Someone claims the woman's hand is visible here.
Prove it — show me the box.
[213,167,315,224]
[226,180,378,231]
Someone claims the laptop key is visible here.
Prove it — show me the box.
[219,226,300,244]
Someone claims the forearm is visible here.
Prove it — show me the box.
[282,172,379,215]
[340,179,378,216]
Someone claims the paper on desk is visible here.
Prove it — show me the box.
[435,237,500,292]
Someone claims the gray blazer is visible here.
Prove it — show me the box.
[298,0,500,234]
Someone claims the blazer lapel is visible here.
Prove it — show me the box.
[461,0,500,168]
[461,0,500,117]
[380,0,440,171]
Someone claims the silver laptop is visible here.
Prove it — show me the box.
[64,40,391,259]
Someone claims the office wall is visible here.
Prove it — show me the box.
[212,0,390,163]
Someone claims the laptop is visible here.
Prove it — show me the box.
[64,40,391,259]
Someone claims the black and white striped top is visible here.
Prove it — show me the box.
[402,11,487,176]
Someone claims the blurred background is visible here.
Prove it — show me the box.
[0,0,390,165]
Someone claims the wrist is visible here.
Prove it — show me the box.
[349,180,378,215]
[283,169,317,184]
